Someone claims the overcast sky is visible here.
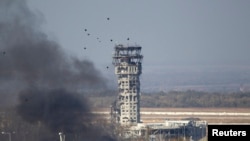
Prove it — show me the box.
[27,0,250,72]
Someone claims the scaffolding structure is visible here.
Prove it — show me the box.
[111,44,143,126]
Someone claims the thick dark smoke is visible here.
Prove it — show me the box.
[0,0,117,141]
[0,0,106,104]
[17,88,92,133]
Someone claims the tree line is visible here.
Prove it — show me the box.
[89,90,250,108]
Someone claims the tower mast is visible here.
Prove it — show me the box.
[112,44,143,126]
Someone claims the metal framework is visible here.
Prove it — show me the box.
[111,44,143,126]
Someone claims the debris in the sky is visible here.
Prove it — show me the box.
[106,66,109,69]
[87,33,90,36]
[96,37,101,43]
[110,39,113,42]
[84,29,87,32]
[107,17,110,20]
[127,38,130,40]
[2,51,6,55]
[84,47,86,50]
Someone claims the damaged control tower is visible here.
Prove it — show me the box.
[111,44,143,126]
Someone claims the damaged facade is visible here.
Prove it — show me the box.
[111,44,143,126]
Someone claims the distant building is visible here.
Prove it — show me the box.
[111,44,143,126]
[240,84,250,93]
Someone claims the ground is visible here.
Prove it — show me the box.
[93,107,250,124]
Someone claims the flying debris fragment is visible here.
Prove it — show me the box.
[96,37,102,43]
[110,39,113,42]
[107,17,110,20]
[127,38,130,41]
[2,51,6,55]
[87,33,90,36]
[84,29,87,32]
[106,66,109,69]
[84,47,87,50]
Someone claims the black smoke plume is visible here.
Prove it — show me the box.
[0,0,117,141]
[0,0,106,106]
[17,88,92,133]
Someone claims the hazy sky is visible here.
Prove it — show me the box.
[27,0,250,71]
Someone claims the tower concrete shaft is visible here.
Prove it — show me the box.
[112,44,143,126]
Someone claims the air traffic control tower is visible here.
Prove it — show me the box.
[111,44,143,126]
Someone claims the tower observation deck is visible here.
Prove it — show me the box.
[111,44,143,126]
